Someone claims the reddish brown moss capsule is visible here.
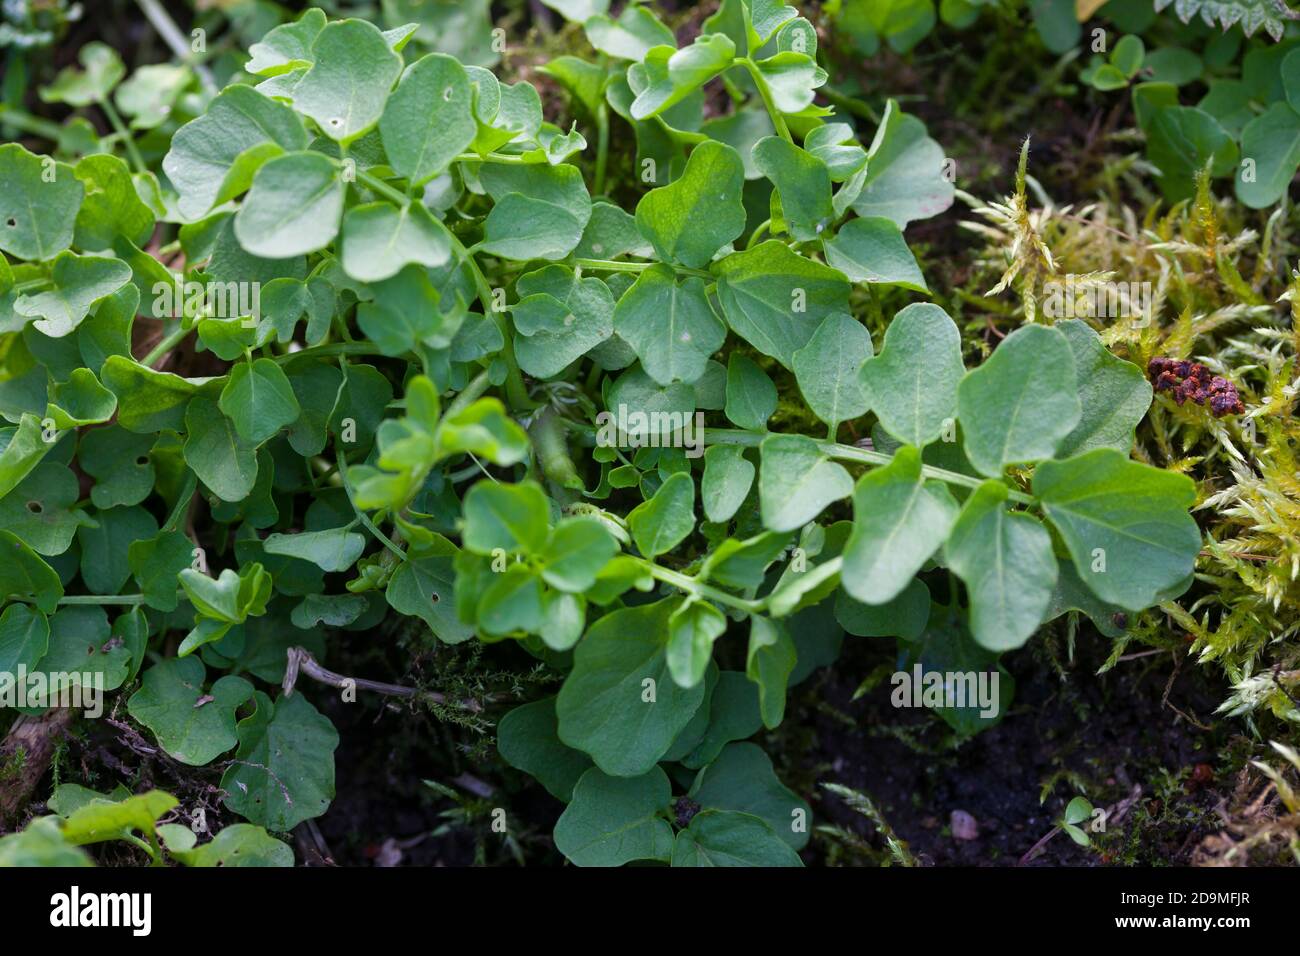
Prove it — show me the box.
[1148,357,1245,417]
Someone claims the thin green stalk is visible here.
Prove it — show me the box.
[99,96,146,174]
[0,106,65,141]
[703,428,1037,504]
[58,594,147,606]
[443,368,493,420]
[141,323,192,367]
[746,218,772,249]
[737,57,792,143]
[639,560,764,614]
[454,151,532,165]
[272,341,389,365]
[444,229,533,411]
[594,102,610,197]
[576,258,713,280]
[356,168,411,205]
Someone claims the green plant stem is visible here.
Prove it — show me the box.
[0,106,65,141]
[594,102,610,196]
[746,218,772,249]
[58,594,147,605]
[454,151,531,165]
[335,441,406,560]
[141,323,192,367]
[443,368,493,420]
[99,96,146,174]
[737,57,792,143]
[638,560,764,614]
[702,428,1037,504]
[575,258,713,280]
[355,168,411,205]
[447,231,533,411]
[272,341,388,364]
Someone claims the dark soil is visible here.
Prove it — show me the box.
[795,626,1234,866]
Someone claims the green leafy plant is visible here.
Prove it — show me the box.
[0,0,1209,868]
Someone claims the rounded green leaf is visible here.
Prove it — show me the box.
[497,697,593,801]
[613,267,725,385]
[220,690,339,831]
[635,140,745,269]
[127,657,255,766]
[553,766,674,866]
[841,445,958,604]
[1033,449,1200,612]
[943,480,1057,651]
[1053,319,1152,458]
[219,358,301,446]
[234,152,343,259]
[957,323,1081,477]
[758,434,853,532]
[823,216,928,291]
[289,19,403,143]
[859,302,963,448]
[556,599,707,775]
[792,312,873,429]
[671,810,804,866]
[627,471,696,558]
[341,202,452,283]
[380,53,476,186]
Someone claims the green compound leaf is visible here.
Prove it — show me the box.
[792,312,873,430]
[1033,449,1201,611]
[539,516,618,592]
[943,480,1058,651]
[746,615,796,729]
[289,18,404,143]
[218,358,302,446]
[1053,319,1152,458]
[841,445,958,604]
[823,216,928,291]
[512,265,615,378]
[671,810,803,866]
[40,42,124,106]
[667,598,728,689]
[478,163,592,261]
[380,53,477,186]
[183,397,259,503]
[15,252,132,338]
[340,201,451,283]
[220,690,338,830]
[957,323,1081,478]
[758,434,853,533]
[497,696,593,801]
[629,34,737,120]
[628,471,696,558]
[0,145,82,262]
[634,140,745,269]
[0,603,49,678]
[613,267,725,386]
[553,766,674,866]
[859,302,964,448]
[127,657,255,766]
[752,136,833,241]
[164,823,294,867]
[461,480,551,555]
[163,85,308,221]
[557,599,707,775]
[701,443,755,524]
[234,152,344,259]
[713,240,851,369]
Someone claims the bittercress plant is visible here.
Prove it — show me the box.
[0,0,1203,868]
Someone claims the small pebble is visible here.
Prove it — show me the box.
[950,809,979,841]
